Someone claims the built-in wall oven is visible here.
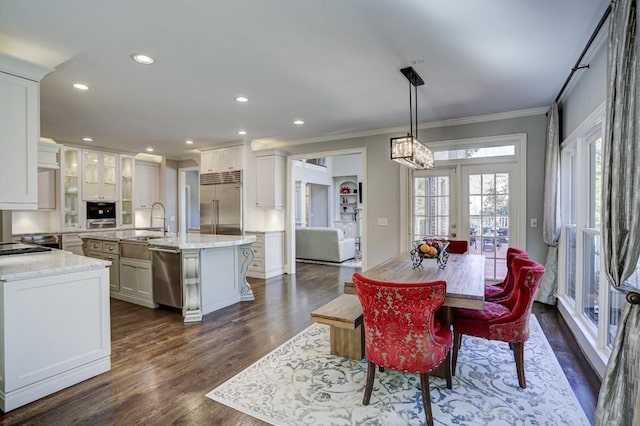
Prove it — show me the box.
[86,202,117,229]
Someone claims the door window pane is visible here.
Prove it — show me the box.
[413,175,450,240]
[468,173,509,280]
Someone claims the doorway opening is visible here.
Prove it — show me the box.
[286,148,367,274]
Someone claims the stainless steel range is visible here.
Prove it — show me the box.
[0,242,52,256]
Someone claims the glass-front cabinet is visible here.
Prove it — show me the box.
[61,146,83,230]
[83,150,118,201]
[120,155,134,228]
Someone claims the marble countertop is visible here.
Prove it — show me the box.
[147,233,256,249]
[0,249,110,282]
[78,230,168,241]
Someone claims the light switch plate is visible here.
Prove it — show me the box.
[530,218,538,228]
[378,218,388,226]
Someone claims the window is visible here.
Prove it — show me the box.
[434,145,515,161]
[558,106,621,360]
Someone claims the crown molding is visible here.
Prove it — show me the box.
[251,106,549,151]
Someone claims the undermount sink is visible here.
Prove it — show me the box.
[120,238,151,260]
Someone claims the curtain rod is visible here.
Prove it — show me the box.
[554,4,612,104]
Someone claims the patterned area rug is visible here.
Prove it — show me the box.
[206,316,589,425]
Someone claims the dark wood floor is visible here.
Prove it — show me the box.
[0,263,600,425]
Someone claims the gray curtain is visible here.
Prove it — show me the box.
[595,1,640,424]
[535,102,561,304]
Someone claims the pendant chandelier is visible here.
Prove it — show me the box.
[390,66,434,169]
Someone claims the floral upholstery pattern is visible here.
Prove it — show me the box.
[352,273,453,425]
[453,258,545,388]
[352,273,451,373]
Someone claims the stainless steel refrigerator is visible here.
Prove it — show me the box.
[200,182,242,235]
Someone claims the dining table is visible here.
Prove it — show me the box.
[352,251,486,377]
[356,252,486,311]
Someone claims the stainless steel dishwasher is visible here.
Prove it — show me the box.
[149,246,182,308]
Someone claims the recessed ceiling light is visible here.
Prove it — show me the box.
[82,137,93,142]
[235,96,248,103]
[72,83,89,91]
[293,120,305,125]
[185,139,194,145]
[131,53,154,65]
[146,147,154,152]
[238,130,247,135]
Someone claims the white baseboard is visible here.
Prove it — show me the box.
[111,292,159,309]
[0,356,110,412]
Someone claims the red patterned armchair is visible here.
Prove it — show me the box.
[452,257,544,388]
[352,272,452,426]
[484,247,529,299]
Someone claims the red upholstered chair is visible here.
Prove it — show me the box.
[352,272,452,426]
[452,257,544,388]
[447,239,469,254]
[484,248,529,301]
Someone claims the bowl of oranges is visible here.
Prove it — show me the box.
[410,238,450,269]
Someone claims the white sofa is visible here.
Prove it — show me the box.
[295,227,356,263]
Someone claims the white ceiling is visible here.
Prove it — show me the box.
[0,0,609,160]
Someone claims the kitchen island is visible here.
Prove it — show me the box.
[0,249,111,412]
[148,234,256,323]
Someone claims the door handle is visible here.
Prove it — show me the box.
[450,233,457,237]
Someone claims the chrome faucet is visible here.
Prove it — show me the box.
[150,202,167,236]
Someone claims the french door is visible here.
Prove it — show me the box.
[412,163,520,281]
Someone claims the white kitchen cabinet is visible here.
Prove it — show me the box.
[119,258,154,304]
[119,155,134,227]
[37,169,57,210]
[200,149,221,174]
[246,230,284,279]
[256,150,286,208]
[200,145,244,174]
[0,265,110,412]
[134,161,159,209]
[83,150,118,201]
[61,147,84,231]
[222,146,244,171]
[0,54,51,210]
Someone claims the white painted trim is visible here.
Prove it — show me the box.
[286,147,367,274]
[0,357,110,412]
[252,109,547,150]
[0,52,52,82]
[561,102,606,149]
[557,296,608,378]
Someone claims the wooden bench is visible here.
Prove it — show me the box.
[310,294,364,360]
[343,281,355,294]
